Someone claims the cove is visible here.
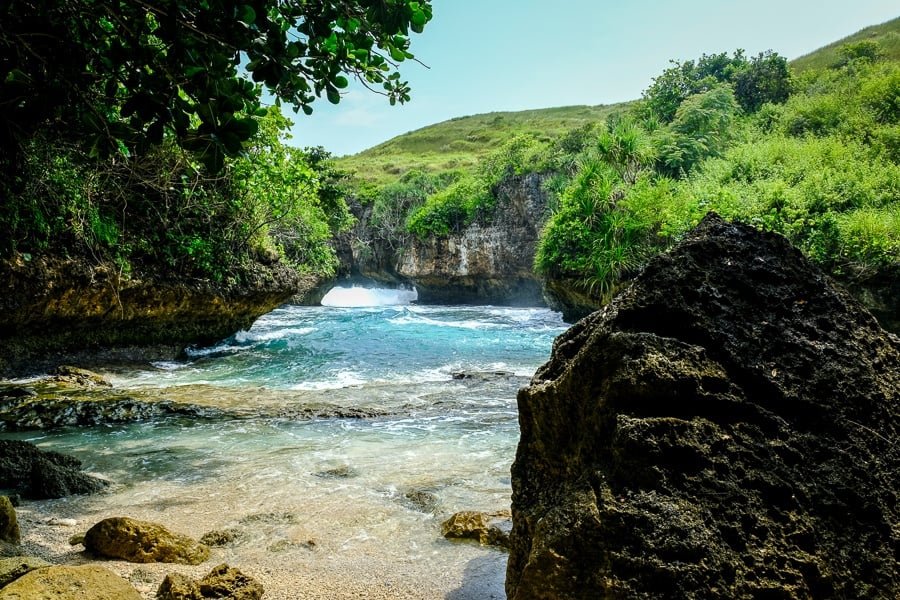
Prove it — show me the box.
[7,288,567,599]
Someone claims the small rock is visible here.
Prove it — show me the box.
[52,366,112,387]
[84,517,209,564]
[0,564,141,599]
[0,497,19,544]
[441,510,511,549]
[156,572,202,600]
[403,489,439,513]
[199,563,264,600]
[199,528,241,547]
[46,516,77,527]
[69,533,85,545]
[0,556,51,588]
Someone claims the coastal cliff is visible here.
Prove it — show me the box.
[0,255,313,376]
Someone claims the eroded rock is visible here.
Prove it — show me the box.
[83,517,209,565]
[507,214,900,599]
[198,563,264,600]
[156,572,202,600]
[441,510,511,549]
[0,440,108,499]
[0,564,141,599]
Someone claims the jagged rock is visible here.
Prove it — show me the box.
[0,440,107,499]
[0,498,18,544]
[156,572,203,600]
[0,564,141,599]
[0,556,51,588]
[441,510,511,549]
[507,214,900,599]
[198,563,264,600]
[83,517,210,565]
[200,528,241,547]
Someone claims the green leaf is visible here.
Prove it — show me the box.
[333,75,349,89]
[390,47,405,62]
[326,88,341,104]
[237,5,256,25]
[302,104,314,115]
[410,8,427,30]
[230,117,259,140]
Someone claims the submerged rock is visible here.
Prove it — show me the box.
[441,510,511,549]
[507,214,900,599]
[83,517,210,565]
[50,365,112,387]
[0,440,108,499]
[0,498,17,544]
[0,564,141,599]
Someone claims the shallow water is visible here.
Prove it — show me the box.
[7,287,568,598]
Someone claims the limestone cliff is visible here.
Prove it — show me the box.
[337,174,550,305]
[507,213,899,599]
[0,255,312,376]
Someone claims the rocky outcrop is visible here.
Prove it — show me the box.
[83,517,210,565]
[337,174,551,304]
[0,254,315,376]
[507,214,899,599]
[0,564,141,599]
[0,440,108,499]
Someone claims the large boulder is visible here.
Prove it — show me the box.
[84,517,210,565]
[0,564,141,599]
[507,214,900,599]
[0,440,107,499]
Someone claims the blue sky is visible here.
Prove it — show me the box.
[287,0,899,156]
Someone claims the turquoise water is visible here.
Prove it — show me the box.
[12,288,567,598]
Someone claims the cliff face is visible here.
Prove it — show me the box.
[337,174,550,305]
[507,213,899,599]
[0,255,310,376]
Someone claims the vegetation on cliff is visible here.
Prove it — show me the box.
[0,0,433,283]
[339,17,900,306]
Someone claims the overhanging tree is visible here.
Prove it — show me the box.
[0,0,433,171]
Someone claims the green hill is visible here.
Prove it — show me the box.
[336,103,631,188]
[338,17,899,189]
[791,16,900,72]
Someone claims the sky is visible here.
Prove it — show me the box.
[286,0,899,157]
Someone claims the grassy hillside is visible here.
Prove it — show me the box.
[336,103,630,188]
[791,16,900,72]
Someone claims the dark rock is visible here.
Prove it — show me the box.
[507,214,900,599]
[0,497,18,544]
[83,517,210,565]
[0,556,51,588]
[0,439,108,499]
[0,564,141,599]
[441,510,511,550]
[198,563,264,600]
[156,572,203,600]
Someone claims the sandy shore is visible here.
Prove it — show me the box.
[12,489,508,599]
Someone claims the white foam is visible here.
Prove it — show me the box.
[234,327,315,343]
[321,286,418,307]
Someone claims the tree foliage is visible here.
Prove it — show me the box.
[0,0,432,171]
